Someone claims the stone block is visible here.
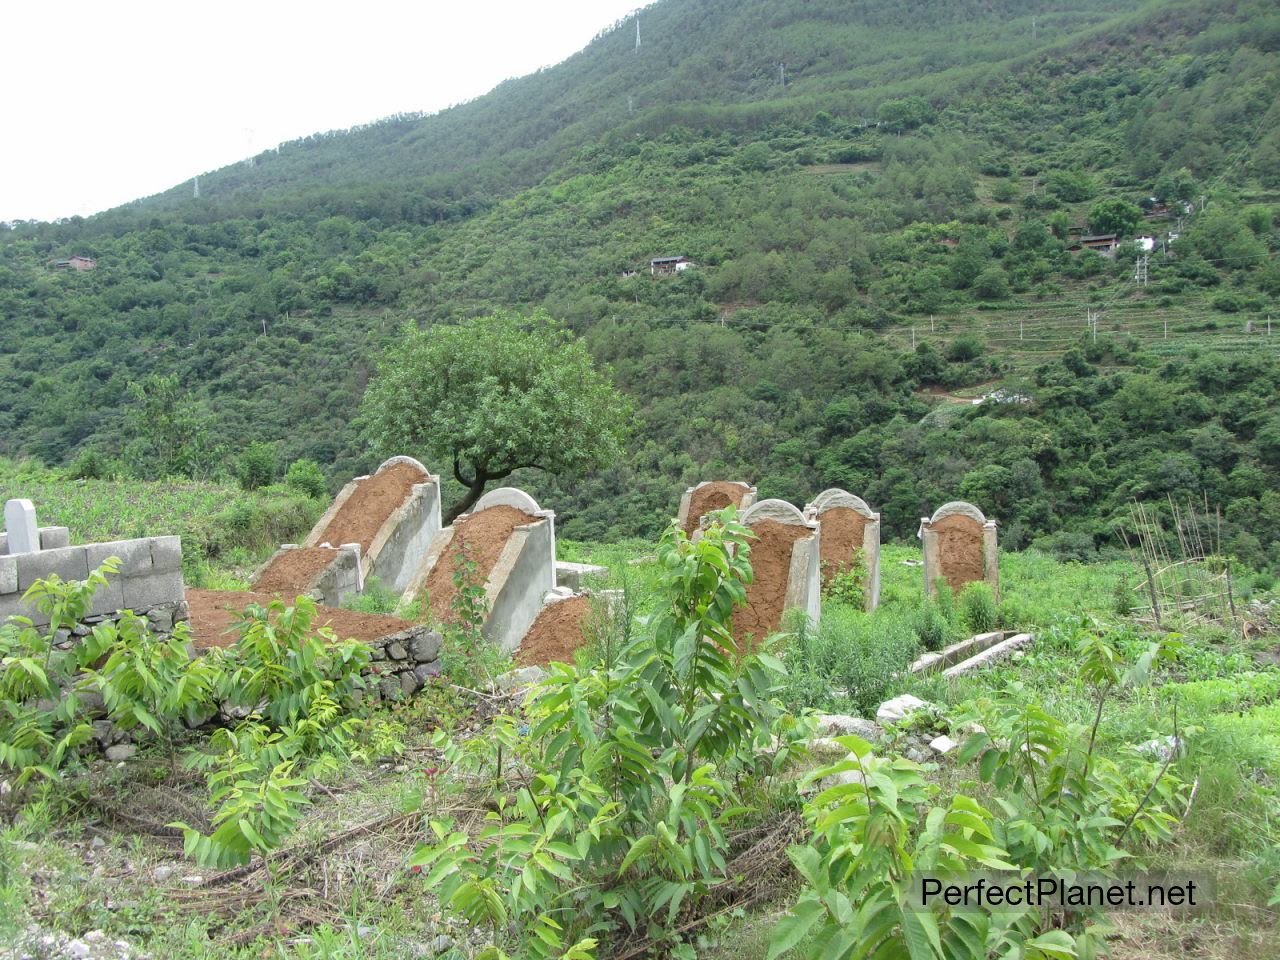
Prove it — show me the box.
[387,641,408,661]
[0,555,17,594]
[400,670,422,696]
[17,546,90,590]
[40,527,70,550]
[413,662,440,685]
[122,571,185,611]
[86,538,153,578]
[87,578,127,618]
[409,630,442,663]
[876,694,932,725]
[149,537,183,574]
[555,561,608,591]
[4,499,39,555]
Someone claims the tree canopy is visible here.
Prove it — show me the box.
[358,312,630,521]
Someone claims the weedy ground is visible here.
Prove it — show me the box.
[1,540,1277,958]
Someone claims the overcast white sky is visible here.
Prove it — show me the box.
[1,0,641,223]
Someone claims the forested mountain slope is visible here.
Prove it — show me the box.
[2,0,1279,565]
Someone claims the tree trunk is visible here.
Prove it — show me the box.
[445,460,490,525]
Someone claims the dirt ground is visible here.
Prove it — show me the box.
[683,481,752,535]
[730,519,811,646]
[932,513,985,591]
[251,546,342,594]
[318,461,428,552]
[185,588,413,649]
[516,595,593,666]
[817,506,866,587]
[424,506,538,621]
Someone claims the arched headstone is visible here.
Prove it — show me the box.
[731,499,821,642]
[677,481,757,536]
[918,501,998,599]
[804,489,881,611]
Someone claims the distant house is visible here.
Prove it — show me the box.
[651,256,694,276]
[51,255,96,271]
[1135,235,1156,253]
[1067,234,1118,256]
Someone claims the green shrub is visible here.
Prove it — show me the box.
[284,458,328,499]
[409,510,804,954]
[784,606,919,714]
[958,581,998,633]
[67,449,115,480]
[236,441,278,491]
[821,551,867,608]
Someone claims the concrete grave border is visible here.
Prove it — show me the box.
[297,456,443,598]
[804,488,881,611]
[250,543,363,607]
[402,487,557,654]
[918,501,999,600]
[739,499,822,629]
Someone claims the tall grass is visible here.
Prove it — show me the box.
[0,458,322,578]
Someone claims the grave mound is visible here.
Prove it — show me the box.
[680,481,755,535]
[818,508,866,583]
[316,460,428,552]
[185,588,413,649]
[731,519,814,645]
[424,505,539,621]
[252,546,343,596]
[932,513,985,588]
[516,594,593,666]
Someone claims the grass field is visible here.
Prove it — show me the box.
[1,494,1277,957]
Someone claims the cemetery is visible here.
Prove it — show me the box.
[0,468,1014,679]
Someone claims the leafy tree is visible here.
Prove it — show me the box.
[124,374,218,480]
[1087,197,1143,236]
[359,312,631,522]
[973,265,1010,300]
[876,96,935,132]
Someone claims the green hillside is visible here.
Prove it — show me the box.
[2,0,1279,564]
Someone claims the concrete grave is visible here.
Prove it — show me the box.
[918,501,999,600]
[677,481,757,537]
[254,457,442,605]
[402,486,557,654]
[730,499,821,641]
[803,489,881,611]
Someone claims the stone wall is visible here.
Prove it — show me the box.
[0,536,185,627]
[362,627,443,704]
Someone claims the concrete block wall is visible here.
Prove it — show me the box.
[0,526,71,554]
[0,536,185,627]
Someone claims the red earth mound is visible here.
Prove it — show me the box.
[516,595,593,666]
[251,546,341,595]
[425,505,539,621]
[817,507,867,587]
[932,513,985,591]
[730,519,812,646]
[683,481,752,535]
[185,588,412,649]
[318,461,428,552]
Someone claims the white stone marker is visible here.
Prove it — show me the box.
[4,499,39,554]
